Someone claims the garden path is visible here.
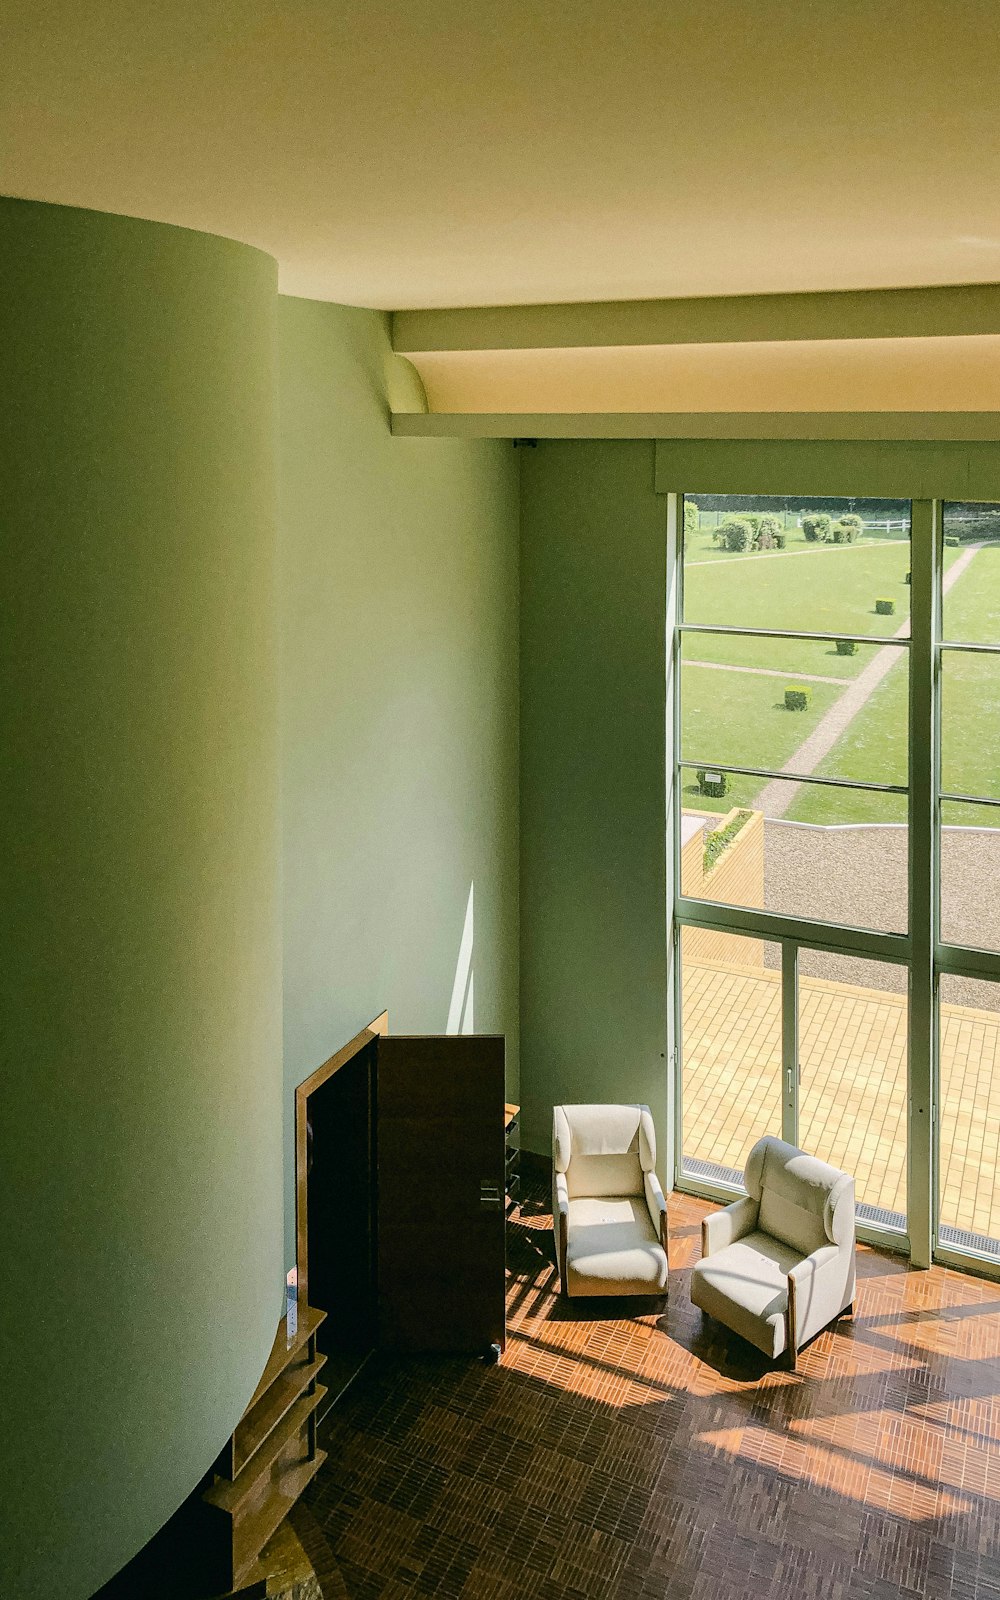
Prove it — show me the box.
[753,543,983,817]
[685,659,851,686]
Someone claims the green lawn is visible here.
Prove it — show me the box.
[681,528,997,827]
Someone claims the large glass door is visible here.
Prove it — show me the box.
[675,490,913,1250]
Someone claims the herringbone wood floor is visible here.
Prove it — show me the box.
[299,1176,1000,1599]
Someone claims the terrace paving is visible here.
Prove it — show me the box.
[682,957,1000,1244]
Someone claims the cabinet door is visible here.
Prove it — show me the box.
[376,1034,506,1354]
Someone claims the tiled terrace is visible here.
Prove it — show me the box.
[683,959,1000,1245]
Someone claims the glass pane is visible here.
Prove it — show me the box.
[939,972,1000,1256]
[680,925,782,1184]
[941,502,1000,644]
[681,633,907,788]
[680,783,907,934]
[940,800,1000,952]
[682,493,911,638]
[941,650,1000,802]
[798,952,907,1231]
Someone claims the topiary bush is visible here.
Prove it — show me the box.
[742,513,763,536]
[839,513,863,535]
[802,512,832,542]
[835,639,859,656]
[945,534,960,546]
[831,520,860,544]
[875,598,896,615]
[785,685,811,711]
[773,530,786,549]
[695,769,727,800]
[755,513,783,550]
[718,516,753,552]
[684,500,699,534]
[696,768,730,799]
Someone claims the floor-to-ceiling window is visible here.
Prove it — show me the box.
[672,485,1000,1274]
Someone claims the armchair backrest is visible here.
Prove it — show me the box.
[746,1135,854,1257]
[553,1104,656,1198]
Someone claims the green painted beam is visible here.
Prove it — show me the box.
[393,283,1000,354]
[392,412,1000,442]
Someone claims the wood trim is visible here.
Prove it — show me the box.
[558,1207,568,1297]
[294,1011,387,1301]
[786,1273,798,1372]
[661,1208,670,1273]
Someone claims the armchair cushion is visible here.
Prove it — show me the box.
[690,1229,801,1358]
[565,1196,668,1297]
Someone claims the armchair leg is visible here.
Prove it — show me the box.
[786,1343,798,1372]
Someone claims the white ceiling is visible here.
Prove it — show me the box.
[5,1,1000,310]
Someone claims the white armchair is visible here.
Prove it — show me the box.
[552,1104,669,1298]
[690,1135,856,1369]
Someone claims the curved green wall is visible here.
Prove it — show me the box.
[0,200,284,1599]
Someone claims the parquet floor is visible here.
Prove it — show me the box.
[299,1175,1000,1599]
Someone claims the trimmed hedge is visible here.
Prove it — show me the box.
[802,512,832,542]
[785,685,811,710]
[831,520,860,544]
[717,516,753,552]
[696,768,730,799]
[835,639,859,656]
[875,598,896,615]
[703,809,753,874]
[945,534,960,547]
[755,513,783,551]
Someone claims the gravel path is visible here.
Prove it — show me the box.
[754,544,983,818]
[685,659,851,686]
[762,819,1000,1009]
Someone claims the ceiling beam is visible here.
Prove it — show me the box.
[392,283,1000,355]
[390,411,1000,441]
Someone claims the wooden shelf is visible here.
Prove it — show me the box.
[205,1305,327,1594]
[230,1450,327,1590]
[206,1385,327,1517]
[234,1351,327,1475]
[244,1305,324,1413]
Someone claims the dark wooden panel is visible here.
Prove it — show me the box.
[377,1034,505,1354]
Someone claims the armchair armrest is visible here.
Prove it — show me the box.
[786,1245,840,1368]
[701,1194,758,1257]
[644,1171,669,1268]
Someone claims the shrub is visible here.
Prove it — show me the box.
[755,513,783,551]
[831,520,860,544]
[835,639,859,656]
[684,500,699,534]
[945,534,960,547]
[742,513,762,536]
[773,531,786,549]
[801,512,832,542]
[875,597,896,615]
[785,685,811,711]
[718,516,753,552]
[696,768,730,799]
[839,513,863,534]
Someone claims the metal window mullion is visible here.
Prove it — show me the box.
[667,492,683,1191]
[676,893,910,961]
[908,498,938,1268]
[782,942,798,1146]
[679,622,911,648]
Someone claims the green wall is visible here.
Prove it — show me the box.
[1,200,284,1600]
[519,441,673,1161]
[277,299,520,1264]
